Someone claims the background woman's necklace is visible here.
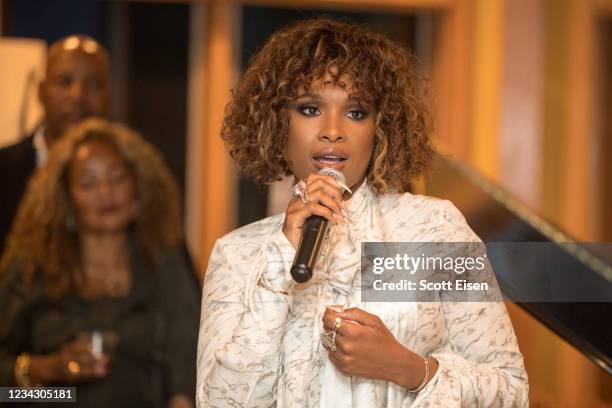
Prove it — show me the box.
[82,249,131,298]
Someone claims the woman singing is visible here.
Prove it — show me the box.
[196,18,528,407]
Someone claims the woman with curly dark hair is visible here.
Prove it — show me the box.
[0,119,199,408]
[197,18,528,407]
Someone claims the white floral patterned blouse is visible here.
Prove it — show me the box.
[196,182,529,407]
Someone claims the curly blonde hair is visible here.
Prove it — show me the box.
[222,18,433,194]
[0,119,182,298]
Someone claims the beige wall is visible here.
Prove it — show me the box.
[0,38,45,147]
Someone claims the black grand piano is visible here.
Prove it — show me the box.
[425,155,612,375]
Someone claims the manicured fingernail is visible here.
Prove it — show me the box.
[337,181,352,195]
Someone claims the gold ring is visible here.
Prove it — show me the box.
[320,317,342,352]
[333,317,342,331]
[67,360,81,376]
[320,330,337,352]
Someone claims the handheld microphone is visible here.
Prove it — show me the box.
[290,168,346,283]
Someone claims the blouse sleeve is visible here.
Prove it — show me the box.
[0,265,32,386]
[409,200,529,408]
[196,228,296,408]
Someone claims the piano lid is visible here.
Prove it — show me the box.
[425,154,612,374]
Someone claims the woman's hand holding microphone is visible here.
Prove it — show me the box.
[282,173,348,249]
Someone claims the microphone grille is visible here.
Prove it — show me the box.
[318,168,347,194]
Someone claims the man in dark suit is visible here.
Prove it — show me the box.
[0,35,110,251]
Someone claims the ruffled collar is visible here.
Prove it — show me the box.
[309,179,386,292]
[282,179,392,407]
[344,178,372,221]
